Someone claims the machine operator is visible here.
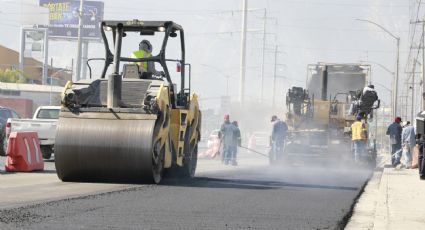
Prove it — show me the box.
[131,39,164,77]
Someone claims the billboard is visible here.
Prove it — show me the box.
[39,0,104,39]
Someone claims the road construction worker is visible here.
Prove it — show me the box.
[270,115,288,162]
[401,121,416,169]
[219,114,236,165]
[387,117,403,166]
[351,115,368,163]
[131,40,164,77]
[360,85,378,118]
[230,121,241,166]
[349,85,378,118]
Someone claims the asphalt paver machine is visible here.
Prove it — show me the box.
[281,63,379,165]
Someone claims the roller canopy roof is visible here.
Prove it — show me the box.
[101,20,183,32]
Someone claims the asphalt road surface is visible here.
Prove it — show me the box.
[0,150,372,230]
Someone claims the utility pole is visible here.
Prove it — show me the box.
[272,45,278,107]
[260,9,266,103]
[75,0,84,82]
[423,22,425,111]
[409,58,418,122]
[239,0,248,106]
[421,61,424,111]
[409,20,425,111]
[395,37,400,117]
[412,72,415,121]
[401,93,408,119]
[405,70,422,117]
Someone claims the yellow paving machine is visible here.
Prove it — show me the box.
[279,63,379,165]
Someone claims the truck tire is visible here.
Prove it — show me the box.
[41,146,53,160]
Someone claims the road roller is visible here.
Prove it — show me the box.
[55,20,201,184]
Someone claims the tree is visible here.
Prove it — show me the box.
[0,69,27,83]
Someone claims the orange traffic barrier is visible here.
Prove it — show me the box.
[199,139,222,159]
[412,145,419,169]
[5,132,44,172]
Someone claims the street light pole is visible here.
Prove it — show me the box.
[272,45,278,107]
[260,9,266,103]
[75,0,84,82]
[355,18,400,118]
[239,0,248,106]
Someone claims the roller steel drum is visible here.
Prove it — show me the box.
[55,116,157,182]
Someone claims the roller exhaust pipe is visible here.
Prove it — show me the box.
[107,73,122,108]
[107,23,124,109]
[321,65,328,101]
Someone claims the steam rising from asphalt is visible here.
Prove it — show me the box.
[198,64,373,187]
[198,112,372,189]
[194,63,358,186]
[198,129,372,191]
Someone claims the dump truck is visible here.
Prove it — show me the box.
[54,20,201,183]
[274,63,379,165]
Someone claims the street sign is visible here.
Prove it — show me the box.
[38,0,104,40]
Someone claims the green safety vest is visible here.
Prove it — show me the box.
[131,50,151,71]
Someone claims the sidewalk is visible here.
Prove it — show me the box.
[346,153,425,229]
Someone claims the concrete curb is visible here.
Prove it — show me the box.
[344,154,389,230]
[372,167,389,230]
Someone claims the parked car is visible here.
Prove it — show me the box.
[248,131,270,153]
[6,106,60,159]
[0,107,21,156]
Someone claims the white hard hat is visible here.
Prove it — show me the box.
[139,40,152,52]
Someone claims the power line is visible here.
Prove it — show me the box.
[283,0,409,8]
[285,45,409,53]
[278,24,409,33]
[405,0,422,72]
[105,7,266,15]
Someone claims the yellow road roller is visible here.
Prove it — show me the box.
[55,20,201,183]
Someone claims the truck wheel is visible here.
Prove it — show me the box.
[0,136,6,156]
[41,146,53,159]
